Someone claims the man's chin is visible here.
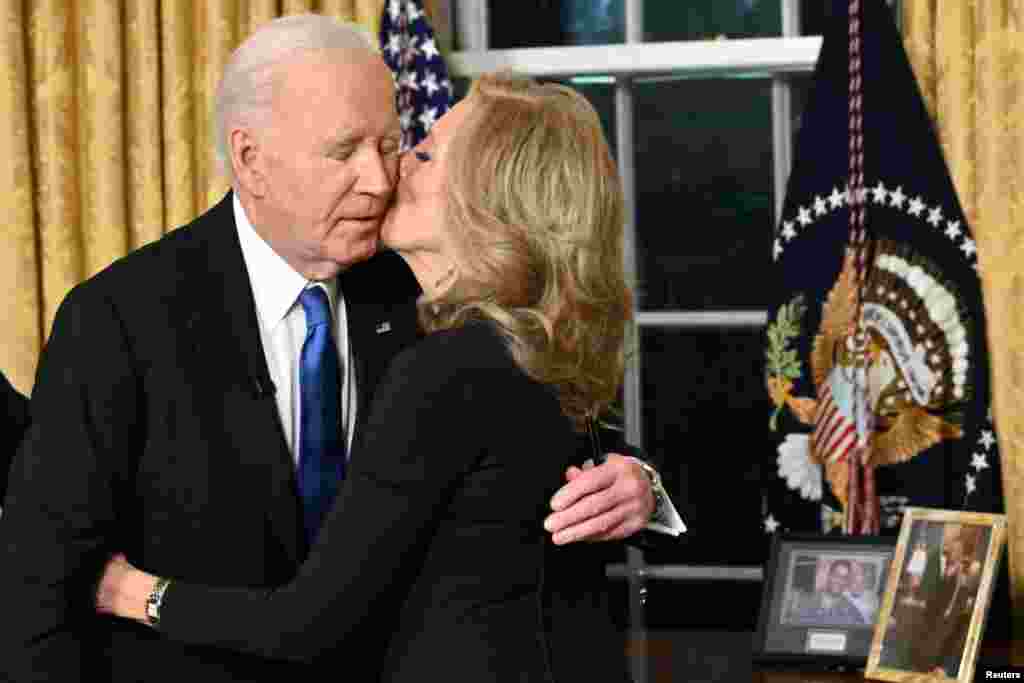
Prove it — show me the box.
[343,235,381,266]
[306,240,379,278]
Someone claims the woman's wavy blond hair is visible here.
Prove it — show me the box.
[419,73,633,431]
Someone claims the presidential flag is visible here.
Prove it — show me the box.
[763,0,1001,541]
[380,0,454,151]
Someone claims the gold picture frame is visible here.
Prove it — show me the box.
[865,507,1007,683]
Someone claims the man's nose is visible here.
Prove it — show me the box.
[356,150,396,196]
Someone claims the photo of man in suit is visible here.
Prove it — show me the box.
[784,558,869,627]
[880,521,989,677]
[0,15,667,682]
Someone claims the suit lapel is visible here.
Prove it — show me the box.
[344,292,385,448]
[339,251,422,454]
[186,193,304,566]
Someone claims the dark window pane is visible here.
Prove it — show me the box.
[484,0,624,49]
[452,76,471,102]
[645,0,781,42]
[639,328,772,566]
[560,0,624,45]
[634,76,774,311]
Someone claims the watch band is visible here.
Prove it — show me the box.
[635,460,666,521]
[145,577,172,628]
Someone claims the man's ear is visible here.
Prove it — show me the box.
[230,127,268,198]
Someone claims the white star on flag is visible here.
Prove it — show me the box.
[773,238,783,261]
[971,452,990,472]
[388,0,402,22]
[944,220,962,240]
[420,37,439,61]
[385,33,403,58]
[814,195,827,215]
[965,473,977,495]
[871,181,888,203]
[797,206,812,226]
[764,514,780,534]
[381,0,452,151]
[843,185,853,204]
[907,196,926,216]
[781,221,797,241]
[422,71,440,96]
[418,106,438,131]
[979,430,996,450]
[960,238,977,258]
[828,187,845,208]
[889,185,907,208]
[927,206,944,227]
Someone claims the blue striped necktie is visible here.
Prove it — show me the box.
[298,286,346,545]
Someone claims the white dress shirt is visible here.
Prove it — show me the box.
[234,195,357,463]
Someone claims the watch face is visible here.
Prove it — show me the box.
[641,463,660,486]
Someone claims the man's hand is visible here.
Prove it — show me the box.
[544,454,654,544]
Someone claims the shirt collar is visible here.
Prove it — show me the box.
[233,194,338,328]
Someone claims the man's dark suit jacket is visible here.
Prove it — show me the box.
[0,371,30,502]
[0,193,422,682]
[883,547,978,676]
[156,323,630,682]
[912,547,976,676]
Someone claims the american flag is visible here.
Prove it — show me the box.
[812,380,858,469]
[379,0,454,151]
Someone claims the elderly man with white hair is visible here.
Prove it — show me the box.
[0,14,665,682]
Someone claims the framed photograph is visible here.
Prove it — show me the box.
[754,533,898,667]
[865,507,1007,682]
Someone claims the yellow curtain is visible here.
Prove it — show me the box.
[903,0,1024,658]
[0,0,389,395]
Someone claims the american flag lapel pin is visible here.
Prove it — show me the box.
[375,321,392,334]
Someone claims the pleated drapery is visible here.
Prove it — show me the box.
[903,0,1024,659]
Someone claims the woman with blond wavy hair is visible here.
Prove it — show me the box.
[94,73,633,683]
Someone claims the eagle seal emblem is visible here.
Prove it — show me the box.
[769,238,973,513]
